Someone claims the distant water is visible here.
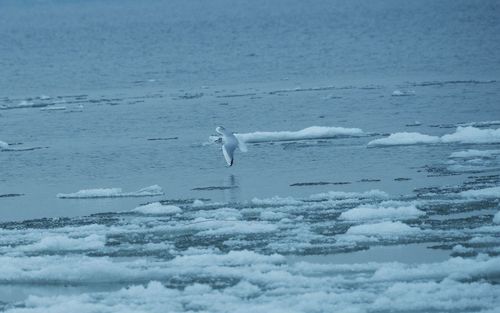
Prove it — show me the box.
[1,0,499,96]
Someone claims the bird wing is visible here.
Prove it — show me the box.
[222,143,236,166]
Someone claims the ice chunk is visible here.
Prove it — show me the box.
[392,90,415,96]
[347,221,419,236]
[493,211,500,224]
[452,244,473,254]
[57,185,164,199]
[441,126,500,144]
[195,220,278,235]
[310,189,389,200]
[235,126,364,143]
[369,127,500,146]
[192,199,205,207]
[251,196,303,206]
[21,234,105,251]
[368,132,440,146]
[339,204,424,221]
[133,203,182,215]
[0,140,9,150]
[449,149,500,158]
[460,187,500,199]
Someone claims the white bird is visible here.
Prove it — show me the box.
[216,126,246,166]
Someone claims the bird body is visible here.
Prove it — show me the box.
[216,126,243,166]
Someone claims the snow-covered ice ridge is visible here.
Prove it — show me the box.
[210,126,365,144]
[1,177,500,312]
[368,126,500,146]
[56,185,164,199]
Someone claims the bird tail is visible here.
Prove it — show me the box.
[237,138,248,153]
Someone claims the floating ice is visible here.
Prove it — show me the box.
[494,212,500,224]
[132,202,182,215]
[460,186,500,199]
[441,126,500,144]
[452,244,474,254]
[339,203,425,221]
[21,234,105,251]
[234,126,364,143]
[192,199,205,207]
[251,196,303,206]
[346,221,420,236]
[459,121,500,127]
[193,219,278,236]
[449,149,500,158]
[0,140,9,150]
[392,90,415,96]
[57,185,164,199]
[369,126,500,146]
[2,253,499,313]
[368,132,440,146]
[310,189,389,200]
[2,184,500,312]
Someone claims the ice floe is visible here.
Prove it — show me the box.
[339,202,425,221]
[233,126,364,143]
[56,185,164,199]
[0,140,9,150]
[460,186,500,199]
[309,189,389,200]
[21,234,105,252]
[369,126,500,146]
[1,253,499,313]
[2,182,500,312]
[132,202,182,215]
[346,221,420,236]
[392,90,415,96]
[368,132,440,146]
[449,149,500,158]
[494,212,500,224]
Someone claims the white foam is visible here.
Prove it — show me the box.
[57,185,164,199]
[132,203,182,215]
[346,221,420,236]
[460,187,500,199]
[339,203,424,221]
[369,127,500,146]
[234,126,364,143]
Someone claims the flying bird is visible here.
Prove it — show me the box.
[215,126,246,166]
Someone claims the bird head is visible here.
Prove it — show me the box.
[216,126,225,135]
